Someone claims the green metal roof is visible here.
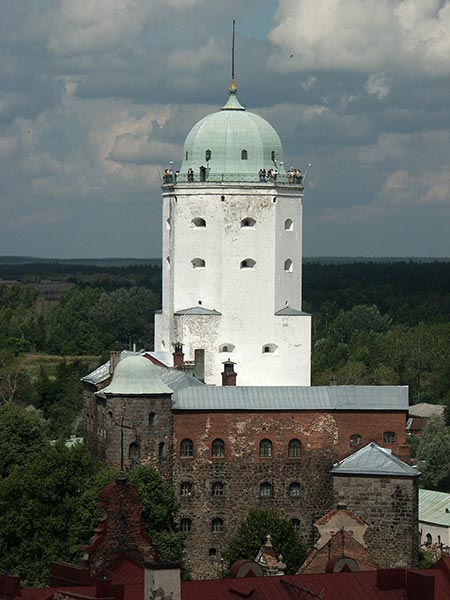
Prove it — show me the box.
[99,355,172,396]
[419,489,450,526]
[172,386,409,411]
[180,84,285,176]
[331,442,419,478]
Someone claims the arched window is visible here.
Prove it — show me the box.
[185,151,188,160]
[209,547,217,557]
[425,533,432,545]
[384,431,396,444]
[166,256,171,268]
[180,481,193,497]
[284,218,293,231]
[284,259,293,272]
[180,438,194,457]
[240,217,256,228]
[259,439,272,458]
[212,481,225,497]
[288,438,301,458]
[219,343,235,353]
[212,438,225,458]
[148,412,155,427]
[166,218,171,230]
[259,482,273,497]
[291,518,301,532]
[262,343,278,354]
[192,217,206,227]
[211,518,224,533]
[205,149,211,161]
[241,149,248,160]
[288,482,301,497]
[240,258,256,269]
[271,150,276,161]
[350,434,362,447]
[191,257,206,268]
[129,441,140,461]
[180,518,192,533]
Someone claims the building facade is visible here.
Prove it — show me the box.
[83,354,415,578]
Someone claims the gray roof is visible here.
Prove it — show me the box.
[275,307,310,316]
[419,489,450,526]
[409,403,444,418]
[172,385,409,411]
[99,356,173,396]
[158,367,204,393]
[81,350,137,385]
[331,443,419,477]
[175,306,221,315]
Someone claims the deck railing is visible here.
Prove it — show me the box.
[161,172,303,187]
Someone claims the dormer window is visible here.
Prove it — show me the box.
[240,258,256,269]
[192,217,206,227]
[191,258,206,268]
[241,149,248,160]
[284,259,293,272]
[205,149,211,161]
[262,343,278,353]
[240,217,256,228]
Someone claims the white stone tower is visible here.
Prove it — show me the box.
[154,80,311,386]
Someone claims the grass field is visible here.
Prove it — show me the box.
[22,353,102,379]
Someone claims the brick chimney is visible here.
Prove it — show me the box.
[144,561,181,600]
[173,343,184,369]
[109,351,121,375]
[222,359,237,386]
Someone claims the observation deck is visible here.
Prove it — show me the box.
[161,171,304,189]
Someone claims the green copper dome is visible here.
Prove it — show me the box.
[100,355,172,396]
[180,82,285,178]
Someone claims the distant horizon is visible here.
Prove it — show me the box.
[0,255,448,264]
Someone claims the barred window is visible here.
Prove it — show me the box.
[180,518,192,533]
[288,482,301,497]
[259,438,272,458]
[180,482,193,497]
[288,439,301,457]
[384,431,396,444]
[212,518,224,533]
[180,438,194,457]
[212,438,225,458]
[260,482,273,497]
[212,481,225,497]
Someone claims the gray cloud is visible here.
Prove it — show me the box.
[0,0,448,259]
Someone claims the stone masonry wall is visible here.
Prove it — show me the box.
[172,409,407,578]
[333,474,419,569]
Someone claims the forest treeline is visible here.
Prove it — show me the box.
[1,260,450,407]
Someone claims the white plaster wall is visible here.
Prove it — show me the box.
[420,521,450,547]
[154,183,311,386]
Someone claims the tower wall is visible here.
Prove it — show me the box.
[333,474,419,569]
[155,182,311,386]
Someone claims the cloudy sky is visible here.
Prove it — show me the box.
[1,0,449,258]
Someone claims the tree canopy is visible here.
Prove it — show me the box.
[221,509,307,575]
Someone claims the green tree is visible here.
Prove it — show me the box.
[0,442,112,586]
[0,403,46,477]
[128,466,186,567]
[416,415,450,491]
[221,509,307,575]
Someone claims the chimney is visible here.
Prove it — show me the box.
[222,359,237,386]
[0,575,21,600]
[173,343,184,368]
[144,561,181,600]
[109,351,121,375]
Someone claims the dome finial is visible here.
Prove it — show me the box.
[229,20,237,94]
